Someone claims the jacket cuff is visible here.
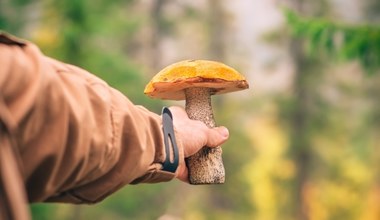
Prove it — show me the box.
[131,165,175,184]
[131,125,184,184]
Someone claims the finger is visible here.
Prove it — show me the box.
[177,166,189,183]
[168,106,187,118]
[205,126,229,147]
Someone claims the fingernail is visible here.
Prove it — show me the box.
[219,127,229,138]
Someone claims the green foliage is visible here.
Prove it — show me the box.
[0,0,33,33]
[2,1,380,220]
[75,183,176,219]
[37,0,160,109]
[1,0,163,219]
[30,203,58,220]
[285,9,380,74]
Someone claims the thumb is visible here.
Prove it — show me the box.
[205,126,229,147]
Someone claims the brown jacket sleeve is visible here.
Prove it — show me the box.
[0,32,182,219]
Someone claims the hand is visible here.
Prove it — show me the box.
[168,106,229,183]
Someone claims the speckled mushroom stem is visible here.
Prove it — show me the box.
[185,87,225,184]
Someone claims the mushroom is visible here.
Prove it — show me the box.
[144,59,249,184]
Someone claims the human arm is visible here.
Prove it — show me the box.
[0,32,228,212]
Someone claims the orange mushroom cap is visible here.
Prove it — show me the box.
[144,60,249,100]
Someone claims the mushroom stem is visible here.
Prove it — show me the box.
[184,87,225,184]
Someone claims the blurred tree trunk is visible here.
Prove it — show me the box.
[365,0,380,213]
[289,38,311,220]
[0,0,9,30]
[0,0,33,34]
[288,1,317,220]
[57,0,89,66]
[367,72,380,219]
[150,0,166,72]
[208,0,226,62]
[207,0,228,109]
[365,0,380,23]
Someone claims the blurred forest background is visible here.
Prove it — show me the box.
[1,0,380,219]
